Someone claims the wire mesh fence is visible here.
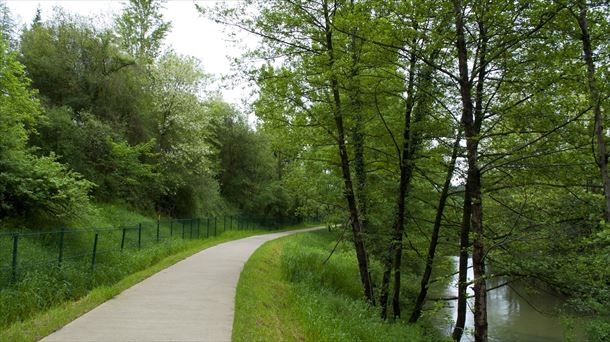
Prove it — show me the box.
[0,215,302,288]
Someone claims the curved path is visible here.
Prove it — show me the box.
[42,227,321,342]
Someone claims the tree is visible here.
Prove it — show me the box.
[209,0,610,339]
[209,0,383,302]
[206,98,296,220]
[0,1,16,48]
[116,0,171,63]
[574,0,610,222]
[0,36,91,223]
[147,51,220,216]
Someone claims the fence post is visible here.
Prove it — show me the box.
[230,216,233,230]
[197,218,201,239]
[11,234,18,281]
[182,221,185,239]
[223,215,226,232]
[58,228,65,267]
[206,217,210,238]
[156,219,160,242]
[138,223,142,249]
[91,233,99,270]
[170,220,174,237]
[121,227,126,251]
[190,219,193,239]
[214,217,217,236]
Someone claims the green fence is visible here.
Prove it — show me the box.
[0,215,302,288]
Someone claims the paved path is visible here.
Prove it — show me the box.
[42,227,322,342]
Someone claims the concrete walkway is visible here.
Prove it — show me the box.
[42,227,321,342]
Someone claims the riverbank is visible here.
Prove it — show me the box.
[233,230,448,341]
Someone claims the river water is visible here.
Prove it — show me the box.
[436,257,586,341]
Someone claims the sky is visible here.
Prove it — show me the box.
[5,0,256,107]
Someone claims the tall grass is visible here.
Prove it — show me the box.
[234,230,448,341]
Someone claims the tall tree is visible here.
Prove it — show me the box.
[0,1,16,48]
[575,0,610,222]
[116,0,170,62]
[206,0,380,302]
[409,130,461,323]
[321,0,375,303]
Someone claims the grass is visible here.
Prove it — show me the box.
[233,235,305,342]
[234,229,448,342]
[0,213,317,342]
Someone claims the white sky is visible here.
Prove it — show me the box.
[5,0,256,107]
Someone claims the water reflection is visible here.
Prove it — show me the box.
[437,257,585,342]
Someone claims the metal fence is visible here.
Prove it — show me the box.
[0,215,302,288]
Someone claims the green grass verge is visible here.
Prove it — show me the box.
[233,234,305,342]
[234,230,447,342]
[0,225,316,342]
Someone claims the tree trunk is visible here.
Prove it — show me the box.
[470,170,487,342]
[379,263,392,319]
[577,0,610,223]
[380,45,418,319]
[452,1,487,341]
[323,0,375,304]
[348,14,368,231]
[451,178,472,342]
[409,131,461,323]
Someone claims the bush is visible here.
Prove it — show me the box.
[0,36,92,222]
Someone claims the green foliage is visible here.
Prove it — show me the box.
[102,138,159,204]
[115,0,170,62]
[0,153,92,221]
[3,5,296,225]
[585,318,610,342]
[19,10,143,121]
[150,52,219,216]
[213,0,610,331]
[207,99,297,219]
[0,36,91,222]
[31,106,159,211]
[0,1,16,48]
[17,11,165,213]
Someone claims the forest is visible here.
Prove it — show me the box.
[1,0,609,341]
[0,1,300,227]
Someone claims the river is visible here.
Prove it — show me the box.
[436,257,586,341]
